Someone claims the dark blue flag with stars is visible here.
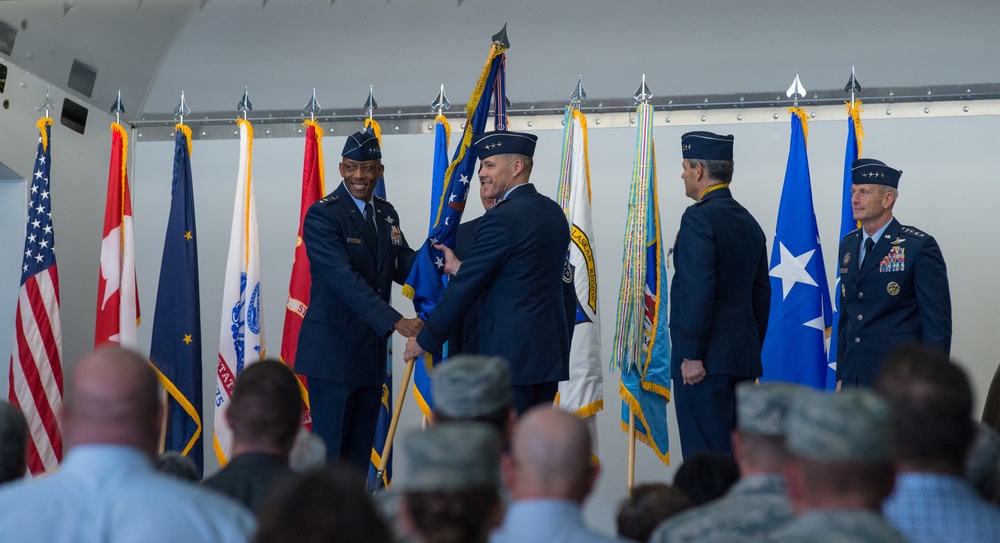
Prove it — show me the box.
[761,109,832,388]
[149,126,203,475]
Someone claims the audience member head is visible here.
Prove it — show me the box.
[0,401,28,484]
[874,346,976,474]
[61,346,161,456]
[431,355,514,443]
[254,466,392,543]
[155,451,200,482]
[616,483,693,542]
[783,389,895,513]
[289,427,327,472]
[227,359,303,458]
[966,422,1000,502]
[399,422,502,543]
[733,381,807,475]
[672,452,739,505]
[505,405,597,503]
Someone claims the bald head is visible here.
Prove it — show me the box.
[508,406,595,502]
[62,346,161,455]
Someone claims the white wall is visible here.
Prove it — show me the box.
[1,111,997,534]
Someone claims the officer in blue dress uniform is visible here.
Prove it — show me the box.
[404,131,572,414]
[836,158,951,388]
[669,131,771,459]
[295,129,420,470]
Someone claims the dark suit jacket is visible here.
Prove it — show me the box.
[201,453,293,514]
[669,187,770,378]
[417,183,571,386]
[295,182,416,387]
[836,217,951,385]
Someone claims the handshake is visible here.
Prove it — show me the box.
[394,317,427,363]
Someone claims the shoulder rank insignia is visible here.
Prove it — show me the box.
[318,194,339,206]
[899,225,927,238]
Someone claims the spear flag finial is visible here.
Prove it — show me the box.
[570,76,588,105]
[364,85,377,120]
[431,84,451,115]
[786,73,806,108]
[302,88,322,121]
[110,90,126,124]
[633,74,652,103]
[237,87,253,120]
[492,23,510,48]
[174,91,191,125]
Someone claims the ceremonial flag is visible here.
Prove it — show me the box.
[410,112,451,418]
[9,117,64,475]
[828,102,864,388]
[401,42,507,411]
[149,125,203,476]
[214,118,265,464]
[95,122,139,348]
[761,108,833,388]
[280,120,326,430]
[611,101,671,465]
[555,107,604,424]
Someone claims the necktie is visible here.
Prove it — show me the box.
[364,202,377,236]
[861,237,875,270]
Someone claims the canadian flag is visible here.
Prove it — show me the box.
[95,123,139,349]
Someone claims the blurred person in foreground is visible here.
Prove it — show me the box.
[651,382,805,542]
[0,346,255,543]
[875,346,1000,541]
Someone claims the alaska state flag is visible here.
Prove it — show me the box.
[149,125,203,476]
[612,101,671,465]
[761,108,832,388]
[828,102,863,389]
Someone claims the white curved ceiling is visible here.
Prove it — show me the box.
[3,0,1000,120]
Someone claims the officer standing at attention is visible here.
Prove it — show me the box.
[295,129,420,470]
[669,131,771,459]
[836,158,951,389]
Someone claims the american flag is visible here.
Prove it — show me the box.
[8,118,64,475]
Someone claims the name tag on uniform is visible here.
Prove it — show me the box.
[347,237,362,245]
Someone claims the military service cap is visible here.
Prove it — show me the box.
[399,422,500,491]
[786,389,891,463]
[852,158,901,188]
[342,129,381,161]
[432,355,512,418]
[681,131,734,161]
[736,381,808,436]
[473,130,538,160]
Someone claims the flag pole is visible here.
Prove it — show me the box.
[374,357,414,493]
[627,412,636,496]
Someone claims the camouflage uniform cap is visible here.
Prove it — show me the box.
[432,355,511,418]
[736,381,809,436]
[399,422,500,492]
[786,389,891,463]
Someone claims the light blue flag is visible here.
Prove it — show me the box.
[613,102,670,465]
[761,109,832,388]
[411,114,451,417]
[828,105,862,389]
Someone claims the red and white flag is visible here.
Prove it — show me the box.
[9,118,64,475]
[214,118,265,464]
[95,122,139,349]
[279,120,326,429]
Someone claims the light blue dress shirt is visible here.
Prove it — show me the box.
[0,445,256,543]
[883,472,1000,543]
